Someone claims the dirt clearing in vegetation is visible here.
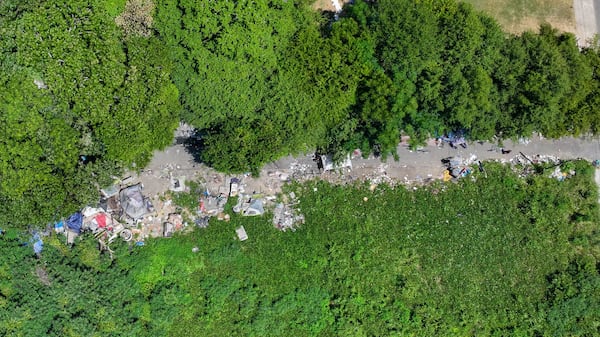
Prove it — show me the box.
[463,0,576,34]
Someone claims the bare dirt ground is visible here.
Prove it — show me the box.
[135,134,600,199]
[574,0,600,46]
[463,0,577,34]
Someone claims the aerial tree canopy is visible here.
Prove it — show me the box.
[2,0,600,227]
[0,0,179,227]
[154,0,366,173]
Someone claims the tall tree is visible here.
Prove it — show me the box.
[0,0,179,227]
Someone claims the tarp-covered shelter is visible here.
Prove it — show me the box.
[31,233,43,256]
[120,184,148,219]
[244,199,264,216]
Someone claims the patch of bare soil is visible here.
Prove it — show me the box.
[36,266,51,286]
[510,15,576,34]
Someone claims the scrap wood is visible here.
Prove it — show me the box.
[519,152,535,165]
[98,238,115,260]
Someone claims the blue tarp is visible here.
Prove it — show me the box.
[31,233,43,255]
[66,212,83,234]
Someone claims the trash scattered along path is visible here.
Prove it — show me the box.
[136,133,600,200]
[83,133,596,241]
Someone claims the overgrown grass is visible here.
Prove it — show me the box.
[2,161,599,336]
[169,160,600,335]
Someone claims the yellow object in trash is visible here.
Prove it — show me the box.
[443,170,452,182]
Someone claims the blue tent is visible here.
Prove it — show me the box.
[66,212,83,234]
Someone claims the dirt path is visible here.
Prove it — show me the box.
[134,134,600,200]
[123,134,600,239]
[574,0,599,46]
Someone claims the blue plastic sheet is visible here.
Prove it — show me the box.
[66,212,83,234]
[31,233,43,255]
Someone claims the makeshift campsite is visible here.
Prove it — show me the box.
[233,195,265,216]
[120,184,148,219]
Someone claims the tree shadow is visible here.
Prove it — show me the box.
[177,131,205,164]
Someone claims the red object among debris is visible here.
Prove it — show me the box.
[95,213,107,228]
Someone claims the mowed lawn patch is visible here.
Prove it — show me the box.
[463,0,576,34]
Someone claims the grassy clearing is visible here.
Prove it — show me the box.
[462,0,576,33]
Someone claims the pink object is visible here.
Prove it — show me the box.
[95,213,107,228]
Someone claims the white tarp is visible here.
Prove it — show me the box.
[120,184,147,219]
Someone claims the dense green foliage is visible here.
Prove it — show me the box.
[2,162,598,335]
[3,0,600,227]
[0,1,180,227]
[2,1,600,334]
[154,0,365,172]
[331,0,600,153]
[150,0,600,169]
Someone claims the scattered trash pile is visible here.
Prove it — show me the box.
[51,182,155,253]
[364,163,393,186]
[508,152,561,166]
[549,166,576,181]
[195,178,306,239]
[272,192,305,232]
[233,194,266,216]
[199,190,228,216]
[438,130,468,149]
[289,159,319,181]
[441,156,475,181]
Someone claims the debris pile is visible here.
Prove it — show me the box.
[438,130,468,149]
[549,166,575,181]
[289,159,317,181]
[199,191,228,216]
[508,153,560,166]
[271,192,304,232]
[53,180,157,250]
[365,163,393,186]
[441,156,474,181]
[233,194,265,216]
